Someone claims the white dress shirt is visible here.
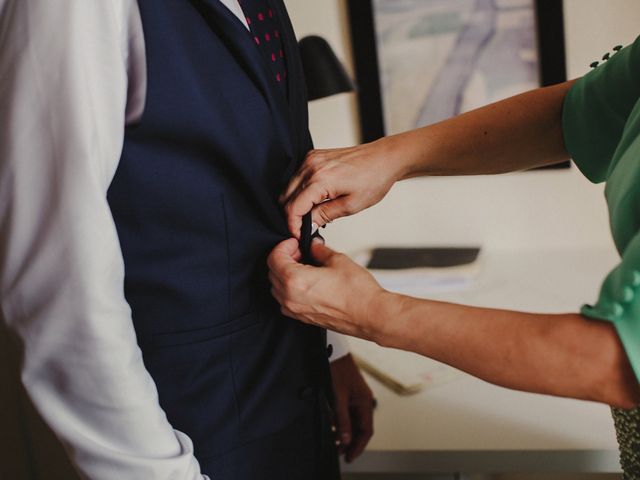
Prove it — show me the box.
[0,0,348,478]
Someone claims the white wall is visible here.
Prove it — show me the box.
[286,0,640,254]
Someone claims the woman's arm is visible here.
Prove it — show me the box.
[376,293,639,408]
[392,80,576,178]
[268,239,640,409]
[284,81,575,237]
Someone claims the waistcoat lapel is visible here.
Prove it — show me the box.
[189,0,296,163]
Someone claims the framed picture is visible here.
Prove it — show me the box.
[347,0,568,168]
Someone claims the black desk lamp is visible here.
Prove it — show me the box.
[298,35,355,101]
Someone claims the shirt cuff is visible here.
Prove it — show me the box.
[327,331,350,361]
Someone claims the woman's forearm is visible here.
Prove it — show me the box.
[373,292,640,408]
[268,240,640,407]
[282,80,579,234]
[389,80,577,178]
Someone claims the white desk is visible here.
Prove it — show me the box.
[342,247,623,476]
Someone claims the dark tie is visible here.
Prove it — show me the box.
[238,0,288,97]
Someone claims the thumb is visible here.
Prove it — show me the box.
[310,238,337,265]
[311,196,354,227]
[267,238,302,273]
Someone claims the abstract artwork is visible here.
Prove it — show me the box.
[348,0,566,149]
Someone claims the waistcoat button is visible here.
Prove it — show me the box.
[298,386,316,400]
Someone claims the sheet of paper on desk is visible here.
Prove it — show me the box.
[350,337,463,395]
[354,248,482,295]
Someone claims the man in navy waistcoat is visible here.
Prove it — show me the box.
[0,0,373,478]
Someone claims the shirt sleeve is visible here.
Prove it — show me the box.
[580,232,640,382]
[0,1,207,478]
[562,36,640,183]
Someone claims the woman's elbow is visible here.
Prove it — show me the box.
[598,354,640,409]
[584,322,640,409]
[605,385,640,410]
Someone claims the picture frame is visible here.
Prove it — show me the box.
[347,0,568,168]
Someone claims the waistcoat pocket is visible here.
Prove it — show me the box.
[152,311,261,347]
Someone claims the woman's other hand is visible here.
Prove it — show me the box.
[267,238,390,341]
[281,138,404,239]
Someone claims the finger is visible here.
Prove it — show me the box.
[270,281,313,325]
[281,308,295,319]
[310,196,354,228]
[268,270,285,291]
[333,392,353,455]
[345,399,374,463]
[285,182,331,238]
[290,246,303,263]
[279,165,311,204]
[270,285,284,305]
[280,146,338,204]
[278,302,309,324]
[270,286,291,312]
[270,287,299,319]
[310,238,337,265]
[267,238,301,273]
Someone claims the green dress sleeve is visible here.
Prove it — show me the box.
[581,231,640,380]
[563,37,640,382]
[563,37,640,183]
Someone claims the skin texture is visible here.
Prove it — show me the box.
[281,81,575,237]
[269,239,640,409]
[276,243,374,462]
[330,354,374,463]
[269,79,640,409]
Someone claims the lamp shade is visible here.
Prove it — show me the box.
[298,35,355,101]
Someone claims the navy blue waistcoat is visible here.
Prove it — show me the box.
[106,1,339,478]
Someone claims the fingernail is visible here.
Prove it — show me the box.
[331,425,337,433]
[312,236,325,245]
[334,439,341,446]
[311,222,318,235]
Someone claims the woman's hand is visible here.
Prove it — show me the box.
[281,82,575,239]
[281,137,405,239]
[267,238,390,341]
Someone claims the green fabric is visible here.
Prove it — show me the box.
[563,36,640,382]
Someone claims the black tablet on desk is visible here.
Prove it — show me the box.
[366,247,481,270]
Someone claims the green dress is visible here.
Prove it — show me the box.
[563,36,640,477]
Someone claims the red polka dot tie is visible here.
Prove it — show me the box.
[239,0,288,97]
